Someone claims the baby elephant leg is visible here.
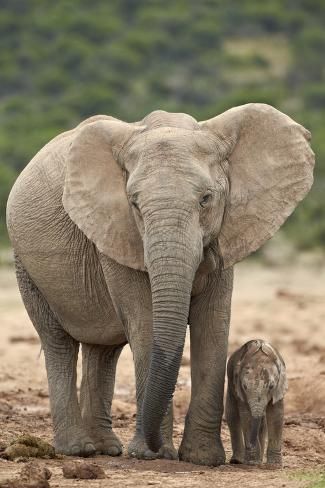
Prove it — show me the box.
[239,404,263,465]
[266,400,284,465]
[259,416,267,462]
[225,389,244,464]
[80,344,124,456]
[15,257,95,456]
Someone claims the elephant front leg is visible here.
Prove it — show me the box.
[179,267,233,466]
[80,343,124,456]
[239,404,263,465]
[100,255,177,461]
[226,389,245,464]
[266,400,284,466]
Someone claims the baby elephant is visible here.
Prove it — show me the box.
[226,339,287,466]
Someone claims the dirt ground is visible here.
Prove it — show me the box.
[0,261,324,487]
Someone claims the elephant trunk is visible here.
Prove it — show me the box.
[142,210,201,452]
[245,393,267,463]
[249,416,262,448]
[247,390,267,420]
[245,415,262,464]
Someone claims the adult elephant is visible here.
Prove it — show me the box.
[6,104,314,466]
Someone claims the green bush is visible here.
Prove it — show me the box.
[0,0,324,249]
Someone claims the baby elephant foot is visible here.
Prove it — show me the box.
[54,426,96,457]
[244,448,262,466]
[91,429,123,456]
[267,449,282,466]
[179,432,225,466]
[230,455,244,464]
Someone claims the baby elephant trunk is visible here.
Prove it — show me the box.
[246,416,262,464]
[249,416,262,448]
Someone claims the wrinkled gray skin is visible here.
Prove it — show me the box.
[226,340,287,466]
[6,107,312,466]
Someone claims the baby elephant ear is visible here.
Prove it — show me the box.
[245,339,262,358]
[271,348,288,404]
[261,342,288,403]
[234,360,245,402]
[63,119,145,270]
[200,104,315,268]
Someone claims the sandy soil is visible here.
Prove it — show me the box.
[0,261,324,487]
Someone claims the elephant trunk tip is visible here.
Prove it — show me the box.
[143,426,162,453]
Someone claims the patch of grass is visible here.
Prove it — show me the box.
[290,470,325,488]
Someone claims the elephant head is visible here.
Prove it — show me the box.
[62,105,313,452]
[233,340,287,452]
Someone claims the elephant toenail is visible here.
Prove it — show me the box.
[107,446,121,456]
[84,443,96,456]
[71,445,80,455]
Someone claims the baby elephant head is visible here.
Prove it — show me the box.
[234,340,287,445]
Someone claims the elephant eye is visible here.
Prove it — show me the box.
[269,382,274,390]
[200,192,212,208]
[131,200,140,212]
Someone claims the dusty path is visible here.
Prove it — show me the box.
[0,261,324,487]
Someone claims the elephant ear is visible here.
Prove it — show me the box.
[262,344,288,404]
[200,104,315,268]
[273,355,288,404]
[62,119,145,270]
[233,358,245,402]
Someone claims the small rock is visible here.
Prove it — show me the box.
[0,461,52,488]
[62,461,106,479]
[20,462,52,483]
[0,481,49,488]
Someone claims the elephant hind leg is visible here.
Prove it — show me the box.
[14,253,95,457]
[80,343,124,456]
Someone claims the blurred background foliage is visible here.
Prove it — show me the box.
[0,0,324,249]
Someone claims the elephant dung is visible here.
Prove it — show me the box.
[62,461,106,479]
[3,435,55,461]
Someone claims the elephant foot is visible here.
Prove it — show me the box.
[230,456,244,464]
[128,435,178,461]
[266,449,282,467]
[179,432,225,466]
[245,458,262,466]
[91,429,123,456]
[54,425,96,457]
[244,449,262,466]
